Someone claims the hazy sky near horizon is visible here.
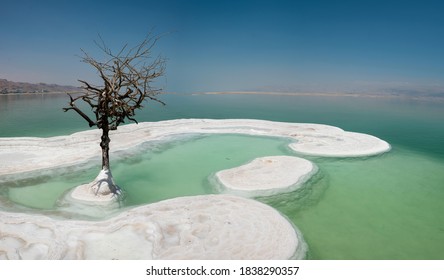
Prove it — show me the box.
[1,0,444,94]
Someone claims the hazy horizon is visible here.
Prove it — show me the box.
[1,0,443,96]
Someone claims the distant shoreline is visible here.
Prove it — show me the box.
[0,91,83,96]
[196,91,444,101]
[2,90,443,102]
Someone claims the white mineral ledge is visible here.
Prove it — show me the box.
[0,119,390,177]
[0,194,305,260]
[215,156,316,196]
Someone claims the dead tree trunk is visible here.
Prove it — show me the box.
[97,90,121,195]
[99,127,120,196]
[100,126,111,170]
[99,90,111,171]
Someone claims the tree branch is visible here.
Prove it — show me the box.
[67,33,166,130]
[63,94,97,127]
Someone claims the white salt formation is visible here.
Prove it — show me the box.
[0,119,390,178]
[216,156,316,196]
[288,131,391,157]
[70,169,120,203]
[0,118,390,259]
[0,195,305,260]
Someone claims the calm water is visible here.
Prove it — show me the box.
[1,93,444,259]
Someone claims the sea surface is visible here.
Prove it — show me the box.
[1,93,444,259]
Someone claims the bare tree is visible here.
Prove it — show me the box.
[63,34,166,197]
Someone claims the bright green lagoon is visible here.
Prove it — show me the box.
[1,93,444,259]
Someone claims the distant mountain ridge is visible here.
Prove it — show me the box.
[0,79,80,94]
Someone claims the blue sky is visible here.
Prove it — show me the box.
[1,0,444,94]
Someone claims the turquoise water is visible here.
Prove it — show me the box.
[1,93,444,259]
[4,134,291,209]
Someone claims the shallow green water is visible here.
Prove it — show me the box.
[268,148,444,259]
[115,134,291,206]
[1,93,444,259]
[4,134,291,209]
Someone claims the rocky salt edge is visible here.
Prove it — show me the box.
[0,119,390,259]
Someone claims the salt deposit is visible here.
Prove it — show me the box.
[289,131,392,157]
[0,118,390,259]
[70,169,120,203]
[0,194,305,260]
[0,118,390,177]
[215,156,316,196]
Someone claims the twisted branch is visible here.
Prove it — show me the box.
[63,34,166,130]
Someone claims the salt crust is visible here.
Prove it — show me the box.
[70,169,118,203]
[0,118,391,177]
[0,119,389,259]
[215,156,316,196]
[0,194,304,260]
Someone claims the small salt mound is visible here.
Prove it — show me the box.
[70,169,119,203]
[289,131,391,157]
[0,195,305,260]
[215,156,316,196]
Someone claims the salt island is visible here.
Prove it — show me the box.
[215,156,317,197]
